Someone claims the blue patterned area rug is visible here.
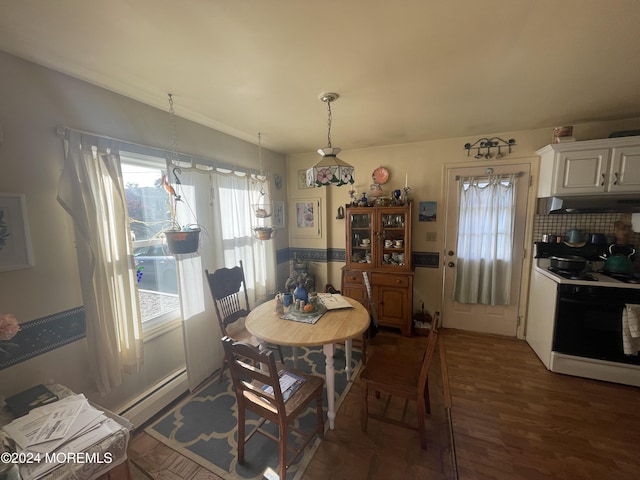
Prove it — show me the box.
[145,345,361,480]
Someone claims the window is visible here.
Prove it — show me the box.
[121,152,180,335]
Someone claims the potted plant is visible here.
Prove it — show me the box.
[162,174,201,254]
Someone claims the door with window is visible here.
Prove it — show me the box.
[442,163,531,336]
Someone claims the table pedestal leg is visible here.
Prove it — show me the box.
[323,343,336,430]
[292,347,298,368]
[345,338,353,381]
[256,339,268,371]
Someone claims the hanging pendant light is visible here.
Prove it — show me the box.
[306,93,355,187]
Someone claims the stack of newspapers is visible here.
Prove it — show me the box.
[261,370,306,402]
[2,394,124,480]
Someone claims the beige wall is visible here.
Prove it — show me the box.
[0,51,287,412]
[287,117,640,318]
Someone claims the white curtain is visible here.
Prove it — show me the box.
[168,166,213,391]
[57,131,143,395]
[210,172,276,305]
[164,164,275,391]
[454,174,516,305]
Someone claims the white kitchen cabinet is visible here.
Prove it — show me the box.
[552,148,609,194]
[524,268,558,369]
[608,144,640,192]
[537,136,640,197]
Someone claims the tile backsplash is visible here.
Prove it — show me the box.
[533,213,640,246]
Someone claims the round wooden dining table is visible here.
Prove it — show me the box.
[245,296,369,429]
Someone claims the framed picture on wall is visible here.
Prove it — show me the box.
[272,201,285,229]
[419,201,437,222]
[297,170,313,189]
[292,198,321,238]
[0,193,34,272]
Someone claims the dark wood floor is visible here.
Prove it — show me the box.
[302,330,454,480]
[128,328,640,480]
[442,329,640,480]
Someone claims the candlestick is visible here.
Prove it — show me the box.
[403,187,410,204]
[405,173,408,188]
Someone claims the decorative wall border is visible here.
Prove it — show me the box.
[0,307,86,370]
[328,248,346,263]
[1,251,439,370]
[412,251,441,268]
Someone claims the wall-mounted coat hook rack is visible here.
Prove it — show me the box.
[464,137,516,159]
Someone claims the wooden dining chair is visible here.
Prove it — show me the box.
[221,336,325,480]
[361,271,380,364]
[359,315,440,449]
[205,260,284,382]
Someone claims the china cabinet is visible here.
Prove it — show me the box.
[341,204,414,336]
[537,136,640,196]
[344,205,412,271]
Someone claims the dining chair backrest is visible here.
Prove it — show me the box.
[359,310,440,449]
[221,336,286,407]
[205,260,251,334]
[221,336,324,479]
[362,271,379,339]
[417,314,440,397]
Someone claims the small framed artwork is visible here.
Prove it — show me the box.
[297,170,313,189]
[292,198,321,238]
[419,201,437,222]
[272,201,285,229]
[0,193,34,271]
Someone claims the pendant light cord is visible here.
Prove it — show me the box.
[326,100,332,148]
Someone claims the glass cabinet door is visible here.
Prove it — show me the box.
[349,212,373,265]
[381,211,407,267]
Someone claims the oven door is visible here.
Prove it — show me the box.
[553,286,640,365]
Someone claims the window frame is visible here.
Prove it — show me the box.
[121,150,182,340]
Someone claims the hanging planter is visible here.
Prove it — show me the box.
[162,169,201,254]
[165,227,201,254]
[253,226,274,241]
[161,94,202,255]
[250,133,276,240]
[253,201,272,218]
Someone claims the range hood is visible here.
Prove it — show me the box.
[537,195,640,214]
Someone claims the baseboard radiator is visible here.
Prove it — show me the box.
[117,368,189,429]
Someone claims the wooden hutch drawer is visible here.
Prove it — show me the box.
[371,273,410,288]
[342,270,365,286]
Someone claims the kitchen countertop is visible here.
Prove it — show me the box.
[534,258,640,289]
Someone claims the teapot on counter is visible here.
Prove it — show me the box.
[601,245,636,274]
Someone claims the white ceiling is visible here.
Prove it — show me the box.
[1,0,639,154]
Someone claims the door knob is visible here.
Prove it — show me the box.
[447,251,455,256]
[447,262,455,268]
